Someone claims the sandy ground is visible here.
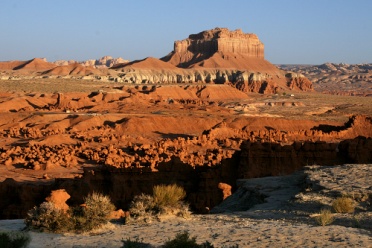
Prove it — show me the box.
[1,215,371,248]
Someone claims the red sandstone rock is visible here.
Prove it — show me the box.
[109,209,125,219]
[162,28,264,67]
[218,182,232,200]
[45,189,70,212]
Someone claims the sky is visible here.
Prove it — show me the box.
[0,0,371,64]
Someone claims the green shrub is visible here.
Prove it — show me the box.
[332,196,355,213]
[0,230,31,248]
[315,209,334,226]
[25,201,71,232]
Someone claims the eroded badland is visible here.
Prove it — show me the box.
[0,28,371,219]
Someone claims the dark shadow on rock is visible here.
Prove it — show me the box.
[153,131,195,139]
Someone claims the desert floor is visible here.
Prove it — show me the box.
[1,164,371,248]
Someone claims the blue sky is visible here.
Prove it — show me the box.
[0,0,371,64]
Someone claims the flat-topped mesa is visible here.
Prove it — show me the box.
[163,28,265,68]
[187,28,263,57]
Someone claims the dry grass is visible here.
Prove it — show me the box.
[315,209,334,226]
[332,196,356,213]
[129,184,190,222]
[153,184,186,209]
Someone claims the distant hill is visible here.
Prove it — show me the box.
[0,58,56,71]
[112,57,178,70]
[42,63,104,76]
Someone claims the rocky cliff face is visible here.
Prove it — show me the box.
[238,137,372,179]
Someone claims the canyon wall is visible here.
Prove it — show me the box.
[1,136,371,219]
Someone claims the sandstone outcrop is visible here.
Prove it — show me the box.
[161,28,265,68]
[45,189,70,212]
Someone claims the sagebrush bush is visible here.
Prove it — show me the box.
[0,231,31,248]
[71,192,116,232]
[25,201,71,232]
[129,194,156,222]
[315,209,334,226]
[332,196,355,213]
[26,192,115,233]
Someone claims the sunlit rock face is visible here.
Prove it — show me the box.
[166,28,265,68]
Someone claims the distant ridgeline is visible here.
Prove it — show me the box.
[0,28,313,94]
